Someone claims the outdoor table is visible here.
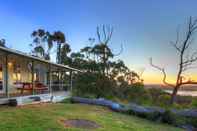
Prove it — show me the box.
[16,82,33,94]
[15,82,48,94]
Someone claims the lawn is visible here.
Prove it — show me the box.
[0,103,182,131]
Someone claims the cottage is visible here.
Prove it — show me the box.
[0,46,80,105]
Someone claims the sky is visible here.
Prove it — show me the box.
[0,0,197,84]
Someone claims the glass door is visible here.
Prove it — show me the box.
[0,64,3,93]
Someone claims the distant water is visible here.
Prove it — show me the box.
[164,90,197,97]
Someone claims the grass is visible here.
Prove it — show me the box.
[0,103,183,131]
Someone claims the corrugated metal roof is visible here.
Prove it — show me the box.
[0,46,81,72]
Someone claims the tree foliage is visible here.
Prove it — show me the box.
[71,26,143,99]
[30,29,71,63]
[30,29,53,60]
[0,39,6,47]
[52,31,66,64]
[30,26,143,100]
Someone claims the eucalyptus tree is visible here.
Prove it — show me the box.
[109,60,140,84]
[61,43,71,65]
[30,29,53,60]
[72,25,124,76]
[91,25,114,75]
[0,39,6,47]
[80,46,92,60]
[52,31,66,64]
[70,52,86,70]
[71,26,142,99]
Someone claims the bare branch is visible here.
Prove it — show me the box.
[105,26,113,44]
[182,54,197,66]
[182,65,197,72]
[97,26,101,43]
[189,16,197,33]
[103,25,107,42]
[97,25,113,45]
[180,80,197,86]
[170,27,181,52]
[170,41,181,52]
[185,37,194,50]
[150,58,175,87]
[113,44,123,56]
[180,17,197,55]
[191,51,197,59]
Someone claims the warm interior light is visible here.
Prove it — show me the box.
[0,64,2,80]
[0,71,2,80]
[8,62,13,67]
[13,73,16,80]
[17,73,21,81]
[13,73,21,82]
[34,73,37,81]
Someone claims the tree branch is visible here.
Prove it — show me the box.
[170,27,181,52]
[105,26,113,44]
[150,58,175,87]
[113,44,123,56]
[179,80,197,86]
[97,26,102,43]
[182,53,197,67]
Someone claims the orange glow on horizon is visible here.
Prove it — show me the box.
[143,72,197,85]
[142,71,176,85]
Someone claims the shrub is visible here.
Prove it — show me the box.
[161,110,176,125]
[189,118,197,127]
[126,84,146,98]
[95,74,116,99]
[157,94,171,107]
[60,98,72,103]
[192,97,197,108]
[148,88,165,103]
[161,111,188,127]
[126,84,151,104]
[73,72,115,99]
[176,95,192,105]
[72,74,97,98]
[146,111,161,121]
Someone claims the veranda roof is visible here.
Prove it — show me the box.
[0,46,81,72]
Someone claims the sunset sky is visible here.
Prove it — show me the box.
[0,0,197,84]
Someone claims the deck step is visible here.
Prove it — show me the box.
[0,98,9,105]
[0,92,71,106]
[16,94,52,105]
